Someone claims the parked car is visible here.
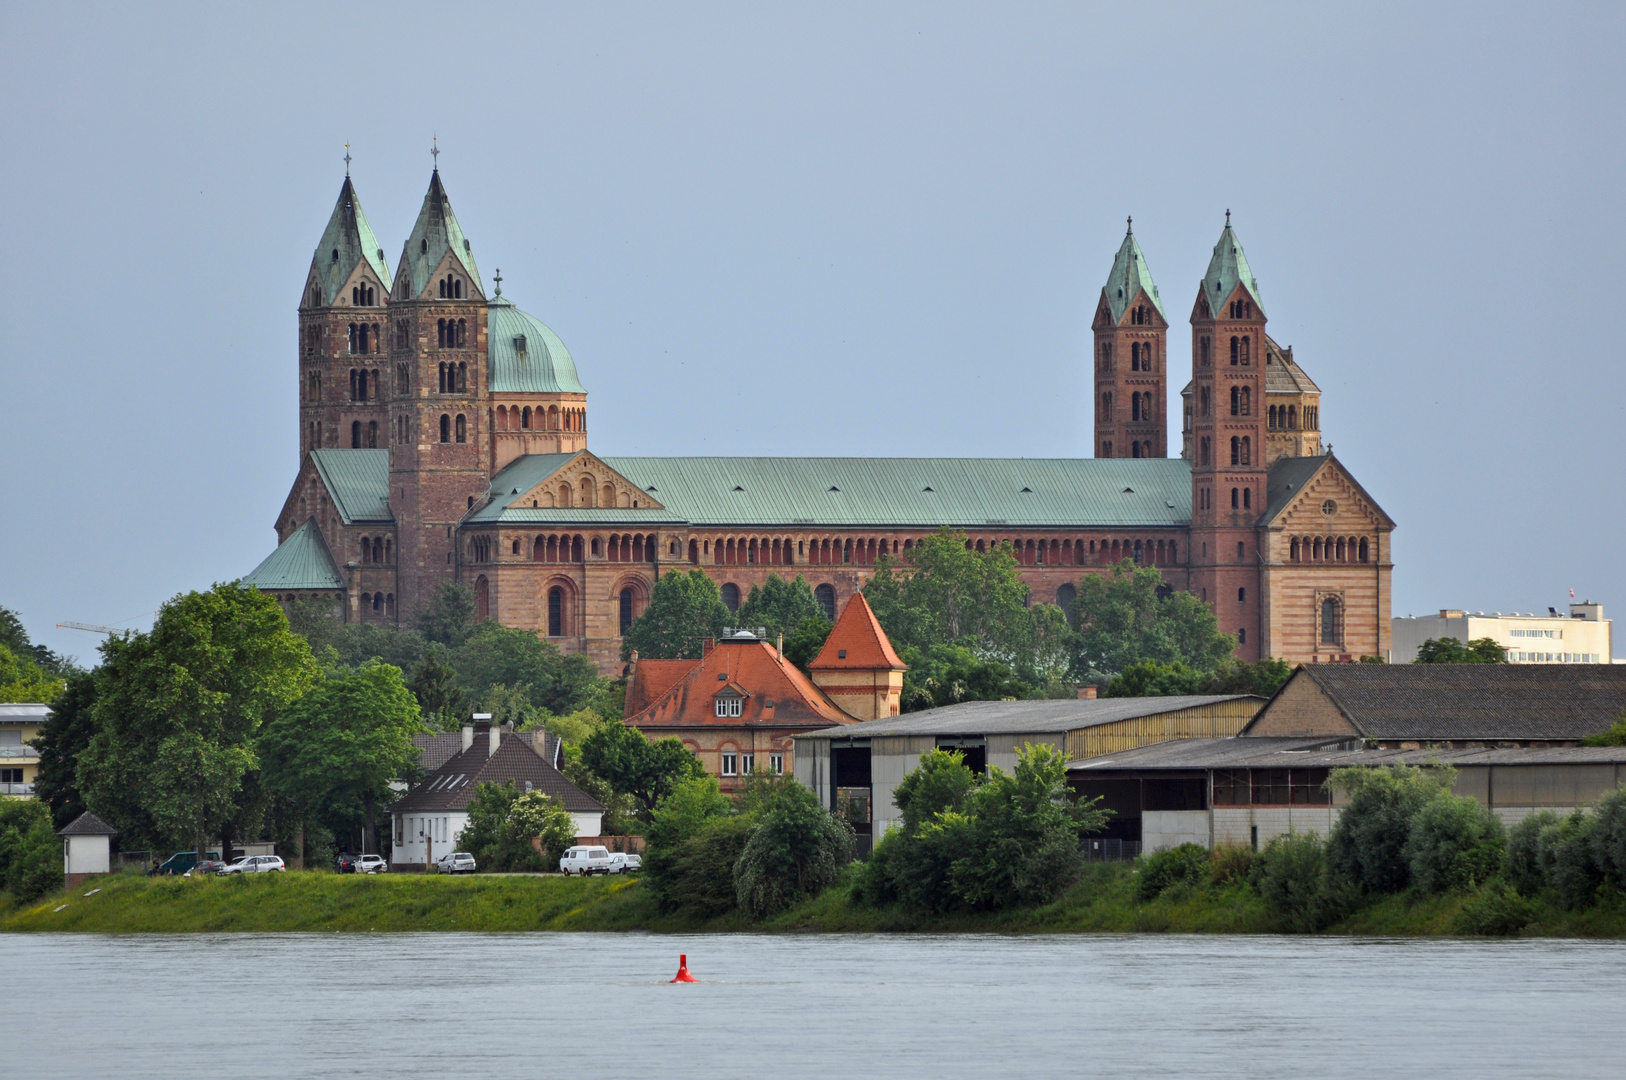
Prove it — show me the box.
[217,855,286,875]
[612,853,642,873]
[152,851,222,876]
[436,852,477,875]
[559,846,614,876]
[355,854,388,874]
[334,852,360,874]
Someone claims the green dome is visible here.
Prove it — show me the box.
[487,298,586,394]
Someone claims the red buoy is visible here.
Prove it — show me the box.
[671,953,697,982]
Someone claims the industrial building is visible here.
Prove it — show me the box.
[1391,603,1613,664]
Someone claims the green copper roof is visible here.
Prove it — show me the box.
[1201,219,1265,316]
[487,298,587,394]
[468,454,1192,528]
[241,519,344,590]
[310,449,394,524]
[398,170,483,300]
[309,177,391,306]
[1103,222,1165,323]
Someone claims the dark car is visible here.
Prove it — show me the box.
[335,852,361,874]
[152,851,223,876]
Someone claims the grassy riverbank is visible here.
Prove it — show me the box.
[5,865,1624,936]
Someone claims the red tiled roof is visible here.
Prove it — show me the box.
[809,593,906,671]
[626,638,851,729]
[624,658,700,717]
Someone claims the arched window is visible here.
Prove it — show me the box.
[1101,441,1113,458]
[439,414,450,442]
[1230,336,1239,364]
[1230,436,1240,465]
[1230,386,1240,415]
[1241,336,1251,364]
[350,420,361,448]
[1200,437,1210,465]
[1243,487,1251,509]
[1336,537,1347,561]
[436,319,446,349]
[571,536,583,561]
[1200,336,1210,366]
[548,587,564,637]
[619,588,634,634]
[1131,442,1142,458]
[1288,404,1298,429]
[521,406,531,429]
[457,319,467,347]
[721,583,740,612]
[1359,537,1370,563]
[1101,391,1112,420]
[1200,386,1210,417]
[1131,342,1140,370]
[455,414,466,442]
[475,576,490,621]
[1291,537,1301,561]
[815,584,837,621]
[1240,387,1250,415]
[359,324,370,354]
[1320,598,1339,646]
[1238,587,1246,602]
[1231,487,1239,509]
[366,421,378,448]
[1132,392,1141,421]
[1056,582,1076,617]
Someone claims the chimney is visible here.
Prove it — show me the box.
[1076,685,1098,700]
[461,725,474,752]
[777,633,784,664]
[701,637,715,658]
[472,713,496,758]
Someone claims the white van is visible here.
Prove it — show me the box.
[559,846,615,876]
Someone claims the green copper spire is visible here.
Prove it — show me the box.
[308,176,391,307]
[398,169,484,300]
[1102,217,1165,324]
[1201,211,1265,316]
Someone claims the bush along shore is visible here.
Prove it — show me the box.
[6,755,1626,937]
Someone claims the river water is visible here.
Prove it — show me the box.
[9,932,1621,1078]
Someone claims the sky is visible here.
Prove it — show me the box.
[2,2,1623,664]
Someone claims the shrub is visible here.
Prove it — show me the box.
[1537,811,1601,910]
[1252,831,1347,933]
[1404,792,1507,894]
[0,800,62,902]
[507,791,578,865]
[460,781,547,872]
[1136,843,1209,901]
[1506,811,1556,897]
[891,749,976,832]
[1326,764,1453,894]
[1208,842,1256,886]
[1590,786,1626,885]
[1450,882,1536,936]
[733,782,853,919]
[656,815,757,919]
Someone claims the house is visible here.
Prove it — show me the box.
[390,720,602,869]
[794,693,1263,852]
[58,811,116,888]
[0,703,49,798]
[1068,662,1626,853]
[622,593,907,791]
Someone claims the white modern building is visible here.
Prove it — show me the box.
[1391,603,1613,665]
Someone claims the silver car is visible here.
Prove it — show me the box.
[355,854,388,874]
[436,851,477,875]
[217,855,286,875]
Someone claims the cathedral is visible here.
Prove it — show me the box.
[244,169,1394,672]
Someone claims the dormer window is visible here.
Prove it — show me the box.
[514,334,527,353]
[715,692,743,718]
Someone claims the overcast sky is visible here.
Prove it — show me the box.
[3,2,1623,663]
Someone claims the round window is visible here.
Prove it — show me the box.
[1322,500,1337,515]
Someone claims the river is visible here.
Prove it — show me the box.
[9,932,1621,1078]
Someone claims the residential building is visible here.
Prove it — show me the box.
[58,811,117,888]
[243,169,1395,671]
[1391,604,1613,664]
[0,703,48,797]
[390,719,602,869]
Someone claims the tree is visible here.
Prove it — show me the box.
[76,583,319,856]
[891,748,976,831]
[1325,764,1454,893]
[1403,791,1507,893]
[782,616,833,672]
[459,780,551,872]
[1069,559,1234,677]
[898,644,1031,713]
[259,660,425,865]
[1105,656,1293,698]
[1581,712,1626,747]
[733,776,853,918]
[0,606,77,679]
[1412,637,1507,664]
[0,642,64,704]
[417,582,476,648]
[407,645,463,727]
[620,570,730,661]
[580,721,704,816]
[1250,831,1349,933]
[0,799,62,902]
[507,790,578,864]
[29,669,98,830]
[737,575,823,640]
[865,528,1033,662]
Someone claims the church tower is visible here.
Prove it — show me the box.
[1187,215,1269,660]
[1092,219,1168,458]
[388,168,492,619]
[298,175,393,460]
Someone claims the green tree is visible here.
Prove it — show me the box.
[733,776,854,918]
[1135,842,1209,900]
[0,606,77,678]
[259,660,425,865]
[580,721,705,817]
[865,528,1034,661]
[1403,791,1507,893]
[508,790,579,864]
[1325,764,1454,894]
[898,643,1032,713]
[407,645,464,727]
[459,780,547,872]
[782,616,834,672]
[1536,810,1602,909]
[641,774,741,917]
[0,799,62,902]
[737,575,824,640]
[620,570,730,661]
[1581,712,1626,747]
[1106,656,1293,698]
[1250,831,1350,933]
[451,621,605,714]
[1506,810,1555,896]
[30,669,98,829]
[0,642,64,703]
[1412,637,1507,663]
[1589,786,1626,886]
[417,581,476,648]
[77,583,319,856]
[1069,559,1235,677]
[891,748,976,831]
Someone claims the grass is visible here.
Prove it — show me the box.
[5,864,1623,936]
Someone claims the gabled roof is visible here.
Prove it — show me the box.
[1101,222,1166,324]
[488,297,587,394]
[413,731,466,774]
[625,658,701,717]
[797,695,1261,740]
[393,728,600,813]
[809,593,905,672]
[1260,453,1394,530]
[1264,337,1319,394]
[241,519,343,591]
[470,452,682,525]
[310,449,394,524]
[398,170,483,300]
[1200,220,1265,317]
[1244,664,1626,743]
[57,810,117,837]
[626,637,850,729]
[469,456,1193,528]
[308,177,391,307]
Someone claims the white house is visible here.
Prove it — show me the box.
[58,810,116,888]
[390,720,603,869]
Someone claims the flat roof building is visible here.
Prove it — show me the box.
[1391,603,1613,664]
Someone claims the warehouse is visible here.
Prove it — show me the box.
[794,694,1262,853]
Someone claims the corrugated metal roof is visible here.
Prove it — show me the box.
[397,170,483,299]
[796,695,1259,740]
[1201,221,1265,317]
[310,177,391,306]
[1069,735,1626,771]
[311,449,394,523]
[241,519,344,590]
[1102,224,1166,323]
[487,298,586,394]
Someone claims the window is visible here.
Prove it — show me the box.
[1320,597,1339,646]
[1230,386,1240,416]
[720,751,739,776]
[619,588,634,634]
[721,583,740,612]
[1238,628,1246,644]
[1200,336,1210,366]
[769,753,784,775]
[815,584,836,620]
[1056,583,1076,613]
[1231,487,1239,509]
[1230,436,1240,465]
[1230,336,1239,364]
[351,421,361,448]
[455,414,467,443]
[439,414,450,442]
[1238,587,1246,602]
[548,587,564,637]
[1237,541,1245,559]
[740,753,755,775]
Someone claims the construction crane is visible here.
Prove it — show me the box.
[57,621,126,636]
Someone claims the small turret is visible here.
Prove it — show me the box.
[807,594,907,720]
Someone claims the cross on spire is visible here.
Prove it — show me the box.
[1225,208,1231,226]
[1126,214,1133,234]
[493,268,502,297]
[431,135,440,170]
[343,142,351,176]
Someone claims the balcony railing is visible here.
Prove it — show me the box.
[0,783,36,796]
[0,745,40,760]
